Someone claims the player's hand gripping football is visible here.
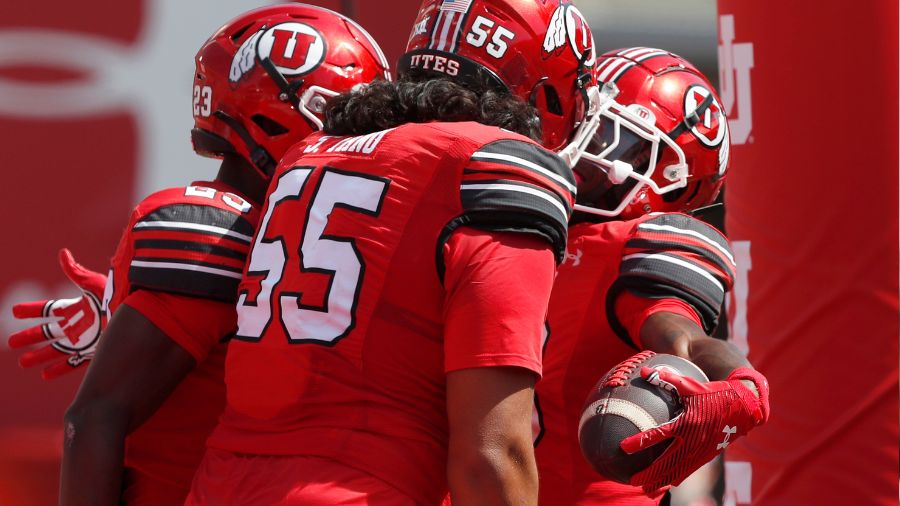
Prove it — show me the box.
[620,365,770,494]
[7,249,107,380]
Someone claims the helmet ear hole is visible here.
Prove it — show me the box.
[662,182,700,204]
[251,114,289,136]
[543,85,563,116]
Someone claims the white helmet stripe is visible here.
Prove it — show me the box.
[634,50,668,62]
[607,61,635,83]
[621,47,657,58]
[598,58,633,83]
[448,10,467,51]
[618,46,669,62]
[436,11,456,51]
[429,11,447,49]
[595,56,620,76]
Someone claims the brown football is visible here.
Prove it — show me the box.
[577,352,709,484]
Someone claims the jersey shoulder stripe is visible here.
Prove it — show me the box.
[457,139,575,263]
[468,140,577,199]
[630,214,735,280]
[611,214,735,334]
[134,204,255,242]
[460,179,569,224]
[128,198,257,303]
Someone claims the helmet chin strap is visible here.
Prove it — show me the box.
[259,56,337,131]
[259,56,306,112]
[574,49,595,113]
[213,110,276,177]
[216,56,325,177]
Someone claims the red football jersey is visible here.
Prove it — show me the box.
[103,180,259,504]
[535,213,735,505]
[207,122,576,505]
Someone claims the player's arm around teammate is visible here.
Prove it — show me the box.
[61,306,199,506]
[60,155,264,506]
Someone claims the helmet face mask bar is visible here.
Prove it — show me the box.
[297,85,341,130]
[568,85,691,217]
[257,56,342,131]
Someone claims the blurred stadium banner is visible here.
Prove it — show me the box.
[718,1,899,505]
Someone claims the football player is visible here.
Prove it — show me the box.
[535,48,770,505]
[185,1,604,505]
[7,5,389,505]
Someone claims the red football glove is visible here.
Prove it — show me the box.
[7,249,108,380]
[620,365,770,494]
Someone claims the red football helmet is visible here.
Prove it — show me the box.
[192,4,390,179]
[398,0,600,152]
[569,47,730,219]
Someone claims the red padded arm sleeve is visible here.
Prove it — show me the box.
[614,290,703,350]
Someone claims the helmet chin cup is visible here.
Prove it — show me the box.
[608,160,633,184]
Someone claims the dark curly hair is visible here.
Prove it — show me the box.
[323,70,542,142]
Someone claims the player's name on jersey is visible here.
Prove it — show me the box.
[304,128,394,156]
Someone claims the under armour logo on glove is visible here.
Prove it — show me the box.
[620,366,770,494]
[7,249,108,380]
[716,425,737,450]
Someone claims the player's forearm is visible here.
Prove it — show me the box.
[60,402,127,506]
[683,336,751,381]
[640,312,750,381]
[447,441,538,506]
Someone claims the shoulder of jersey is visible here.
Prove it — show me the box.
[279,132,325,164]
[456,125,577,264]
[126,185,259,303]
[617,212,736,332]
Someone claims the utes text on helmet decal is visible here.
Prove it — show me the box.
[683,85,726,149]
[542,4,595,66]
[230,22,327,83]
[407,53,460,76]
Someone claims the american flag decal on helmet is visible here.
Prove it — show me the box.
[440,0,473,12]
[429,0,475,52]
